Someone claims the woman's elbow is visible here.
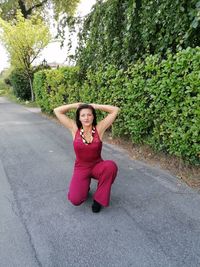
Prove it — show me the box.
[53,107,60,115]
[115,107,120,113]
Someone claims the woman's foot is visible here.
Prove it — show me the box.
[92,200,102,213]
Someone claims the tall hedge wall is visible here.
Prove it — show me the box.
[33,47,200,165]
[33,66,81,113]
[75,0,200,74]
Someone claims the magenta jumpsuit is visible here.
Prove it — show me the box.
[67,127,118,207]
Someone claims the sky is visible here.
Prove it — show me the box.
[0,0,96,72]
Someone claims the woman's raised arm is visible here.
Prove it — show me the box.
[90,104,120,139]
[54,103,80,134]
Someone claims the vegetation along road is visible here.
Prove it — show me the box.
[0,97,200,267]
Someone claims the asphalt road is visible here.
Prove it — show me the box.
[0,96,200,267]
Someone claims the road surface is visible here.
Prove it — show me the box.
[0,97,200,267]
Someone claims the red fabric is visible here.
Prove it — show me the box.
[73,127,103,167]
[67,128,118,207]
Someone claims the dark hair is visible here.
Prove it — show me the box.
[76,104,97,129]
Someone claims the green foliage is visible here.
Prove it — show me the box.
[0,80,10,95]
[33,47,200,165]
[0,0,80,20]
[0,10,51,100]
[0,67,13,95]
[33,66,81,113]
[52,0,80,20]
[148,48,200,164]
[10,68,32,100]
[0,11,51,69]
[75,0,200,74]
[4,77,11,85]
[33,70,49,111]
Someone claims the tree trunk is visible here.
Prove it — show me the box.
[28,76,34,102]
[18,0,48,18]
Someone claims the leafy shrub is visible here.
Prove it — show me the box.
[4,77,11,85]
[9,68,32,100]
[33,70,50,112]
[75,0,200,75]
[0,80,9,95]
[33,66,81,113]
[33,47,200,165]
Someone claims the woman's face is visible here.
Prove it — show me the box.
[79,108,94,127]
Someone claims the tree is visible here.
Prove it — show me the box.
[0,0,81,20]
[0,10,51,101]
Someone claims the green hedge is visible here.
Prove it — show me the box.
[33,66,81,113]
[33,47,200,165]
[0,80,9,95]
[75,0,200,74]
[9,68,32,100]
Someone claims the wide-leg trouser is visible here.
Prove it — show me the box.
[67,160,118,207]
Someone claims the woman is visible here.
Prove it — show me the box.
[54,102,120,213]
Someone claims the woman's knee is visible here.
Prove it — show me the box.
[103,160,118,174]
[67,193,85,206]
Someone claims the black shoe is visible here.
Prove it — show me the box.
[92,200,102,213]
